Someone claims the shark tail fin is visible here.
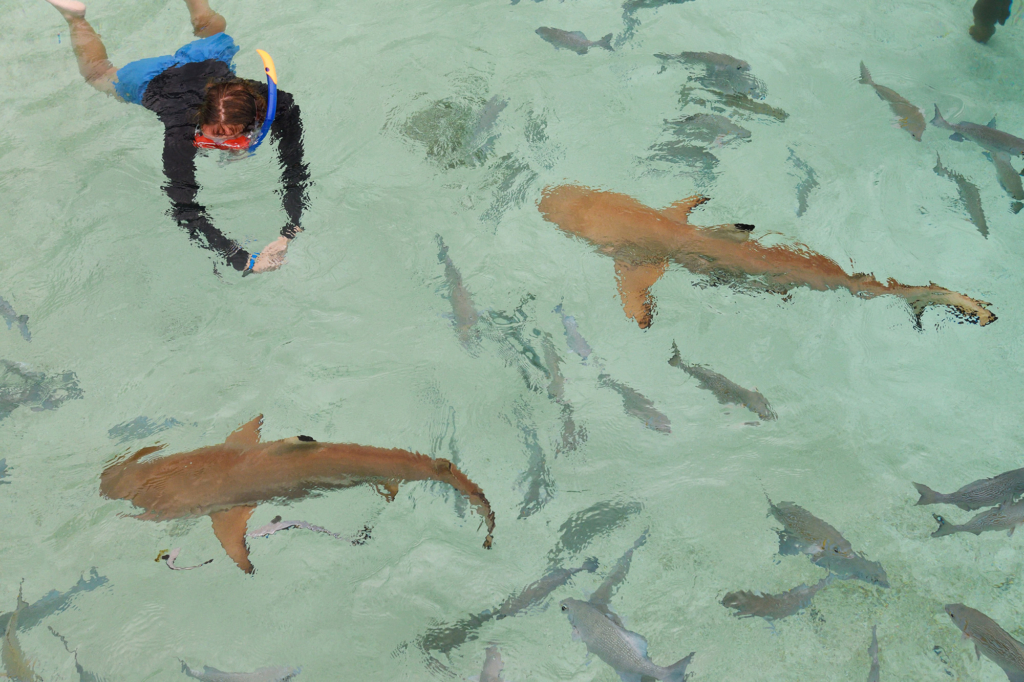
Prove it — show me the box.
[913,482,941,506]
[859,61,872,85]
[931,514,958,538]
[931,105,949,129]
[663,652,695,682]
[597,33,614,51]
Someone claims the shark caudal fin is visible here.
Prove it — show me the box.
[913,482,941,506]
[931,514,958,538]
[859,61,872,85]
[614,260,667,329]
[661,652,695,682]
[596,33,614,51]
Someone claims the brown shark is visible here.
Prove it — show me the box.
[100,416,496,573]
[538,185,996,329]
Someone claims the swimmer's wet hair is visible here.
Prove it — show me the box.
[195,79,267,130]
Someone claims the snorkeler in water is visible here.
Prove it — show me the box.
[43,0,311,274]
[969,0,1013,43]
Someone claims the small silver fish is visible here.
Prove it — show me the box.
[546,501,643,567]
[932,106,1024,157]
[554,304,593,362]
[931,498,1024,537]
[859,63,925,142]
[476,646,505,682]
[536,27,613,55]
[825,551,889,588]
[721,575,832,622]
[246,515,371,544]
[2,589,40,682]
[945,604,1024,682]
[914,467,1024,510]
[934,153,988,238]
[598,374,671,433]
[436,235,481,349]
[180,661,300,682]
[867,625,880,682]
[669,342,775,420]
[159,548,213,571]
[0,297,30,342]
[560,598,693,682]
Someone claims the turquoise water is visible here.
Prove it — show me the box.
[2,0,1024,679]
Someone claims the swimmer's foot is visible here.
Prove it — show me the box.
[43,0,86,19]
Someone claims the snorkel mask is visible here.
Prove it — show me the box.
[193,49,278,155]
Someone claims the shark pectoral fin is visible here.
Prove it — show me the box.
[660,195,709,223]
[225,415,263,445]
[705,223,754,243]
[614,260,667,329]
[210,505,257,574]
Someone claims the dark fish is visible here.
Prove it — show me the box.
[0,297,30,342]
[721,575,832,622]
[436,235,482,350]
[934,153,988,238]
[858,63,925,141]
[669,341,775,420]
[932,107,1024,157]
[415,558,598,656]
[598,374,671,433]
[538,333,586,455]
[49,628,107,682]
[867,625,880,682]
[180,661,300,682]
[945,604,1024,681]
[0,360,83,421]
[515,418,555,519]
[768,497,888,587]
[589,530,648,613]
[536,27,613,55]
[657,51,765,99]
[788,149,819,217]
[931,499,1024,537]
[718,92,788,121]
[494,558,599,618]
[914,467,1024,510]
[0,570,108,634]
[546,500,643,568]
[988,150,1024,212]
[107,416,181,444]
[664,113,751,146]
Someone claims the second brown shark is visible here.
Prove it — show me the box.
[538,186,996,329]
[100,416,495,573]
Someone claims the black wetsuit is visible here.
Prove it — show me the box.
[141,59,311,271]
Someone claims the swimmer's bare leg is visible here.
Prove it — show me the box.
[184,0,226,38]
[43,0,118,95]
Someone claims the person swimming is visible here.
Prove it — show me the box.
[43,0,311,274]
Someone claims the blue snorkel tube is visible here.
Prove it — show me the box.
[250,49,278,152]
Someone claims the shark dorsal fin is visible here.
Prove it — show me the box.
[226,415,263,445]
[614,260,668,329]
[660,195,709,223]
[987,116,997,128]
[210,505,256,574]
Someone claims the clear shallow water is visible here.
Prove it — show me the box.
[2,0,1024,679]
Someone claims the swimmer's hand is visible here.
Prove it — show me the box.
[250,227,302,274]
